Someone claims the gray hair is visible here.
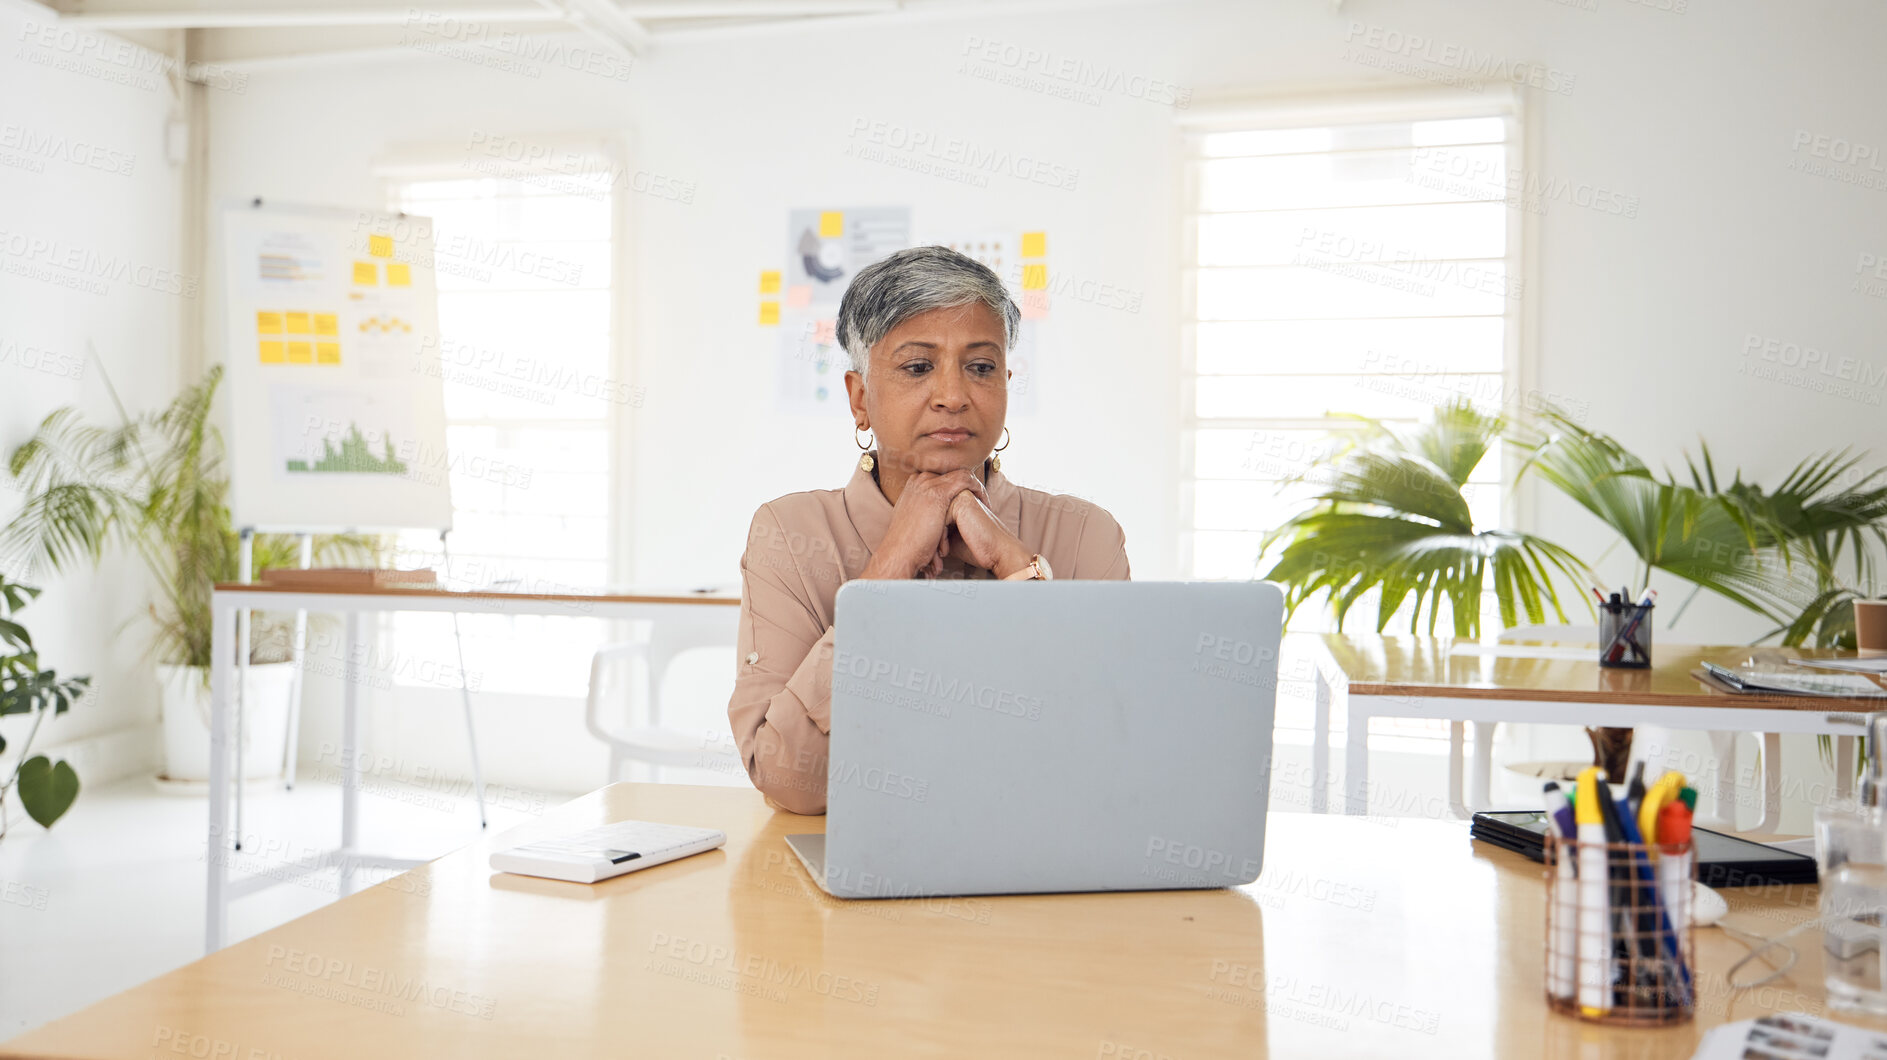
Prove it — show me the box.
[835,245,1021,377]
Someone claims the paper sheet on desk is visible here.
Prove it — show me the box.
[1790,655,1887,674]
[1691,1013,1887,1058]
[1447,643,1595,661]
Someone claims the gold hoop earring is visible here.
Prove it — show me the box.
[991,427,1010,473]
[855,426,875,471]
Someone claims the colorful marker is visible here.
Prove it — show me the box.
[1574,767,1611,1016]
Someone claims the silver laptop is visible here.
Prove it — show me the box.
[785,580,1283,899]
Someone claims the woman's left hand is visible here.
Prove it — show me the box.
[947,487,1033,578]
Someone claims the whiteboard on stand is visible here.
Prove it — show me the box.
[221,202,451,533]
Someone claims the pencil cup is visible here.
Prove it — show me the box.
[1543,834,1694,1025]
[1599,602,1654,669]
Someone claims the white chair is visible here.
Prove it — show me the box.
[1478,625,1785,831]
[584,608,743,783]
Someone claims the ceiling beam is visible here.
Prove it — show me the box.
[542,0,649,55]
[616,0,895,14]
[54,1,555,30]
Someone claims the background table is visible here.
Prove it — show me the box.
[1312,635,1887,828]
[203,582,739,952]
[4,783,1846,1059]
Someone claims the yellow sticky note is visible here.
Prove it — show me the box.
[315,342,341,365]
[1021,264,1048,290]
[256,311,283,335]
[818,211,843,238]
[313,313,338,336]
[1021,231,1047,258]
[286,341,313,364]
[258,340,285,364]
[352,261,378,285]
[284,311,311,334]
[759,301,781,326]
[386,263,411,287]
[368,234,393,258]
[759,270,782,294]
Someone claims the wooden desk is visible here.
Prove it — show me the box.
[1313,635,1887,828]
[3,784,1841,1059]
[203,583,741,953]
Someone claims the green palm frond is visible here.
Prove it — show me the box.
[5,364,387,668]
[1518,407,1887,647]
[1260,399,1589,639]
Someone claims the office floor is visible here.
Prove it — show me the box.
[0,772,570,1040]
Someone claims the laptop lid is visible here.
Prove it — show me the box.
[822,580,1282,898]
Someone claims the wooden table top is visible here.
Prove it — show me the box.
[2,783,1854,1059]
[1319,634,1887,710]
[212,582,739,605]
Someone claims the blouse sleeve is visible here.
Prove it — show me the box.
[1077,507,1132,581]
[727,503,836,814]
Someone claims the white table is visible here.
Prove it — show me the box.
[1308,634,1882,827]
[204,581,739,952]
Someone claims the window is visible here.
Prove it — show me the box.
[381,161,622,695]
[1179,92,1524,592]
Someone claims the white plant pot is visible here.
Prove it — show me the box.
[158,662,296,782]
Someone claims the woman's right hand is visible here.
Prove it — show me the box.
[858,468,983,580]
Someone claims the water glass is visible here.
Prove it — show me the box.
[1816,805,1887,1015]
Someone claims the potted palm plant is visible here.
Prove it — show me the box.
[1260,399,1592,638]
[3,366,373,781]
[1519,407,1887,773]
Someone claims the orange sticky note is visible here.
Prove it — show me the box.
[759,270,781,294]
[818,211,843,238]
[315,342,341,365]
[286,341,313,364]
[1021,264,1048,290]
[386,263,411,286]
[368,234,393,258]
[256,311,283,335]
[258,340,285,364]
[785,284,812,309]
[284,311,311,334]
[1021,289,1050,319]
[813,318,837,345]
[313,313,338,336]
[352,261,378,285]
[1021,231,1047,257]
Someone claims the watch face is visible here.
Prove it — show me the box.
[1033,554,1053,580]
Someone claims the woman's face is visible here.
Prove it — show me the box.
[846,301,1009,476]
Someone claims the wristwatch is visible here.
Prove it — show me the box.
[1003,553,1052,581]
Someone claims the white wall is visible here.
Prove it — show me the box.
[190,0,1887,811]
[0,1,190,784]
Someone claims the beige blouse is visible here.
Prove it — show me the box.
[727,458,1131,814]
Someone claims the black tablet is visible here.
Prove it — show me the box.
[1471,810,1818,887]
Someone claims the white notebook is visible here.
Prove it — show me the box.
[490,820,726,884]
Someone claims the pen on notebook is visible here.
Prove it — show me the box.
[1574,767,1611,1016]
[1545,782,1578,1002]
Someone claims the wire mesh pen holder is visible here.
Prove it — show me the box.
[1599,601,1654,668]
[1544,835,1695,1025]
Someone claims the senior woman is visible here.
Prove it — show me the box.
[726,246,1130,815]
